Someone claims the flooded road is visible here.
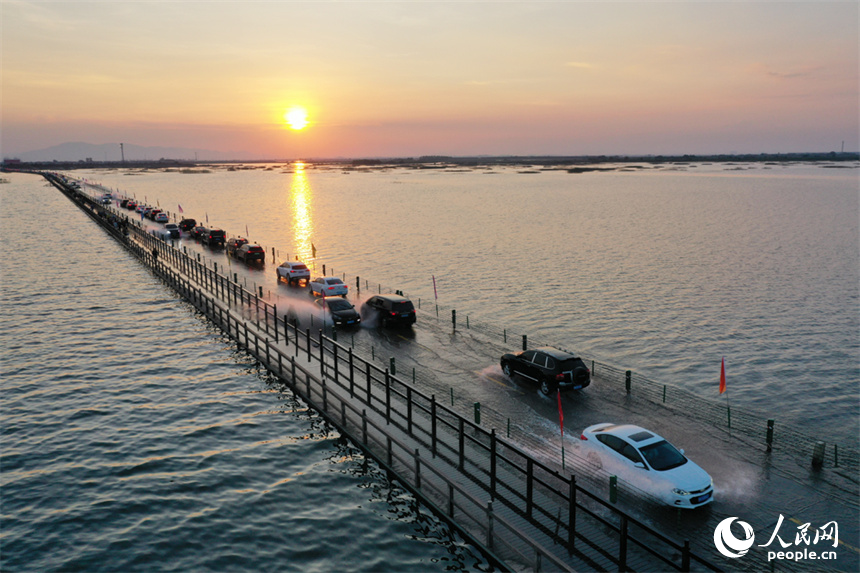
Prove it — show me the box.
[89,176,858,571]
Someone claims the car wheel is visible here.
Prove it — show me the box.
[502,362,513,377]
[540,379,552,396]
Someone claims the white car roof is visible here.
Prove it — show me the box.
[587,423,665,447]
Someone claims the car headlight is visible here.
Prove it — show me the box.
[672,488,690,496]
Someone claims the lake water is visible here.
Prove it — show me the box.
[0,172,491,572]
[2,161,858,571]
[70,161,859,443]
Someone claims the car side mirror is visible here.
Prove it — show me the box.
[679,449,685,455]
[634,462,646,469]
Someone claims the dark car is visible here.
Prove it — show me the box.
[163,223,181,239]
[315,297,361,328]
[236,243,265,263]
[361,294,416,328]
[126,200,137,210]
[227,237,249,256]
[178,218,197,232]
[201,228,226,248]
[191,225,207,240]
[500,347,591,396]
[120,199,130,208]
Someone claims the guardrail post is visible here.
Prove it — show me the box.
[625,370,631,394]
[362,410,368,445]
[490,429,497,501]
[609,475,618,503]
[681,540,691,572]
[522,334,527,350]
[319,329,325,378]
[474,402,481,425]
[366,361,372,404]
[389,357,396,376]
[452,309,456,330]
[306,329,311,362]
[431,395,437,457]
[414,449,421,490]
[283,314,289,346]
[568,476,576,551]
[407,387,413,435]
[619,516,628,572]
[348,348,355,397]
[766,419,774,452]
[486,501,494,550]
[812,441,826,468]
[356,276,360,292]
[385,368,391,423]
[332,345,339,385]
[526,458,535,518]
[458,418,465,470]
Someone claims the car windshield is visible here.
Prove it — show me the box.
[638,440,687,471]
[326,299,352,311]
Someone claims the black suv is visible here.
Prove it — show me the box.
[227,237,249,256]
[315,297,361,328]
[361,294,416,328]
[201,228,226,248]
[179,218,197,232]
[500,347,591,395]
[236,243,265,263]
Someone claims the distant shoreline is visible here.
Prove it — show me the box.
[3,151,858,172]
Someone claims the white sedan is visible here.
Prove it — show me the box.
[277,261,311,285]
[579,423,714,509]
[309,276,348,297]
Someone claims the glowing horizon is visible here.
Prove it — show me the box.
[1,2,857,158]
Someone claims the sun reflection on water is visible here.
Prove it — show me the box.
[290,162,315,263]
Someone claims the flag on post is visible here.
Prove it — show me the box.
[432,275,438,300]
[311,243,317,258]
[245,224,249,237]
[719,357,726,394]
[178,204,184,213]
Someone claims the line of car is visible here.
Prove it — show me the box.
[498,347,713,508]
[107,186,711,509]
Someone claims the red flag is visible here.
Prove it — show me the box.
[178,204,184,213]
[557,390,564,437]
[719,357,726,394]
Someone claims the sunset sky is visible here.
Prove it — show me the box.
[2,1,858,159]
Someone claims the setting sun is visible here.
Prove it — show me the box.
[284,107,309,130]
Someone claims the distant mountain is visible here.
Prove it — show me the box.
[8,142,257,162]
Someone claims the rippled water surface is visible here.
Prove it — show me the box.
[66,161,859,442]
[0,173,490,572]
